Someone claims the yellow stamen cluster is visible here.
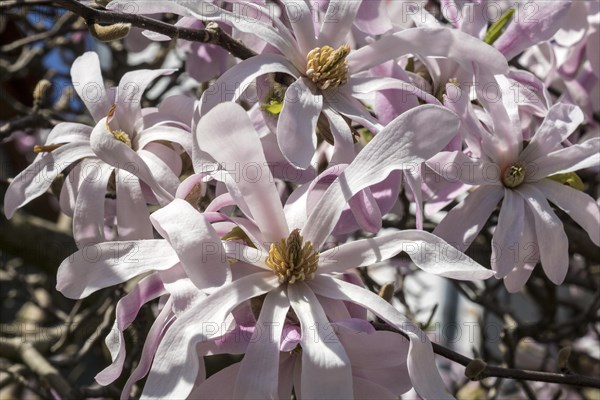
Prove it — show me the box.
[502,163,525,188]
[106,104,132,147]
[266,229,319,284]
[306,45,350,90]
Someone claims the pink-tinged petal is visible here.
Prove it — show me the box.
[303,105,460,248]
[70,52,110,122]
[372,61,419,125]
[318,0,362,47]
[221,241,269,269]
[277,77,322,169]
[323,107,356,165]
[355,0,392,35]
[288,282,353,400]
[199,53,299,115]
[56,240,179,299]
[434,186,504,251]
[175,172,208,200]
[282,0,317,54]
[159,264,207,316]
[157,94,196,126]
[187,363,240,400]
[134,125,193,156]
[141,272,279,400]
[535,180,600,246]
[319,230,493,280]
[348,76,442,106]
[280,325,302,352]
[347,27,508,75]
[196,102,289,242]
[317,295,352,321]
[138,149,180,196]
[309,276,453,400]
[354,366,412,397]
[443,84,483,156]
[492,190,525,278]
[116,68,175,134]
[494,1,571,60]
[95,274,166,386]
[352,376,398,400]
[4,142,94,218]
[403,166,424,229]
[520,103,584,163]
[150,199,231,292]
[526,137,600,181]
[326,90,383,133]
[233,287,290,399]
[348,186,382,233]
[517,184,569,285]
[427,151,502,186]
[44,122,92,145]
[72,162,113,247]
[503,208,539,293]
[59,161,85,218]
[90,119,174,204]
[283,181,311,231]
[115,170,154,241]
[120,298,174,400]
[336,325,408,369]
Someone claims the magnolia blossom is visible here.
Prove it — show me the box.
[429,95,600,291]
[4,52,192,245]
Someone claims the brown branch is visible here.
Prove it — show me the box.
[50,0,257,60]
[372,322,600,389]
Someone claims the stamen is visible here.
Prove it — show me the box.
[306,45,350,90]
[502,163,525,188]
[266,229,319,284]
[105,104,132,147]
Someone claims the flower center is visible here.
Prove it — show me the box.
[306,45,350,90]
[266,229,319,284]
[502,163,525,188]
[106,104,132,147]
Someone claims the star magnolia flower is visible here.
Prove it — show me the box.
[4,52,192,246]
[114,0,508,169]
[428,97,600,292]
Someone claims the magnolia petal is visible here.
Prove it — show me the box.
[141,272,278,399]
[115,170,154,241]
[503,207,539,293]
[303,105,460,248]
[535,179,600,246]
[526,137,600,181]
[71,52,111,122]
[95,274,166,386]
[56,240,179,299]
[4,142,95,219]
[134,125,193,156]
[138,149,180,196]
[309,276,453,400]
[517,184,569,285]
[319,230,493,280]
[72,162,113,247]
[288,282,354,400]
[233,287,290,399]
[277,77,322,169]
[318,0,362,48]
[491,190,525,278]
[434,186,504,251]
[323,107,356,165]
[196,102,289,243]
[44,122,92,145]
[427,151,502,186]
[221,241,269,269]
[187,363,240,400]
[150,199,231,292]
[520,103,584,163]
[282,0,317,55]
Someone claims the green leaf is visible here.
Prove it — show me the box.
[484,7,515,45]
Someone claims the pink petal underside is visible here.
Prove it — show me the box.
[233,287,290,399]
[56,240,179,299]
[195,102,289,243]
[318,0,362,48]
[115,170,154,241]
[491,189,525,279]
[277,77,322,169]
[517,184,569,285]
[525,137,600,181]
[503,207,539,293]
[134,125,193,157]
[535,179,600,246]
[4,142,95,219]
[70,52,110,122]
[72,162,113,247]
[95,273,166,386]
[433,186,504,251]
[281,0,317,55]
[150,199,231,292]
[141,272,278,400]
[319,230,493,280]
[302,105,461,249]
[288,282,354,400]
[308,276,453,399]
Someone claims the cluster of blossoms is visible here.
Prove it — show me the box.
[4,0,600,399]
